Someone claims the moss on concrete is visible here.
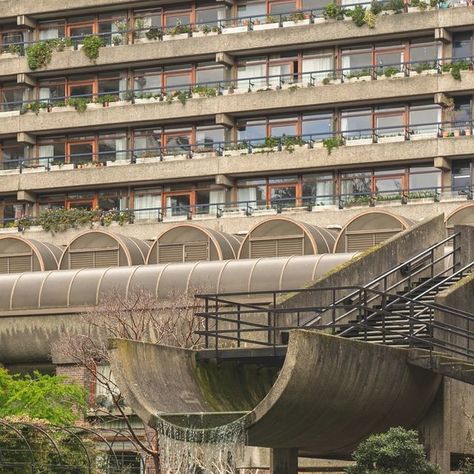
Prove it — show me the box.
[194,359,279,412]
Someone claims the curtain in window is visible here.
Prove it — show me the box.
[39,145,55,167]
[39,28,60,40]
[302,55,333,83]
[134,193,161,220]
[237,63,266,90]
[237,187,257,206]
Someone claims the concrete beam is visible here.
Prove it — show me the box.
[270,448,298,474]
[215,174,233,188]
[434,92,453,108]
[17,73,37,87]
[435,27,452,44]
[17,190,36,203]
[216,113,235,128]
[17,15,36,29]
[434,156,451,170]
[216,52,235,67]
[16,132,36,145]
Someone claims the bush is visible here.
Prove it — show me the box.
[346,427,440,474]
[323,2,346,19]
[351,5,367,26]
[82,34,104,62]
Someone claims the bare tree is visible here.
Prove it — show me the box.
[54,287,206,474]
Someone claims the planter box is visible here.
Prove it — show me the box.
[106,160,130,166]
[192,31,219,37]
[420,69,437,75]
[163,33,190,41]
[22,166,46,174]
[313,17,325,23]
[410,132,437,141]
[253,22,280,31]
[0,110,20,117]
[192,152,216,159]
[109,100,129,107]
[0,168,19,175]
[346,138,373,146]
[282,19,311,27]
[378,135,406,143]
[136,156,161,164]
[135,98,156,104]
[51,106,76,113]
[222,25,248,34]
[0,53,19,59]
[50,163,75,171]
[223,149,249,156]
[281,82,303,90]
[134,37,153,44]
[252,146,279,153]
[88,103,104,110]
[163,154,188,161]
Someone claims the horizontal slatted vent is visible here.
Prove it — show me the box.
[69,252,94,269]
[0,255,32,273]
[447,226,455,237]
[250,239,278,259]
[374,231,398,244]
[346,233,375,252]
[184,242,209,262]
[94,250,119,268]
[277,238,304,257]
[158,244,184,264]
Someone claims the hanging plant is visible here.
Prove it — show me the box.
[26,42,54,70]
[67,97,89,113]
[82,35,105,63]
[323,137,343,154]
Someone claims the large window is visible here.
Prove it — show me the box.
[341,109,372,139]
[453,32,472,60]
[452,159,472,192]
[1,141,24,170]
[302,173,335,204]
[0,84,24,112]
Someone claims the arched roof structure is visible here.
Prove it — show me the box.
[445,203,474,236]
[0,235,62,273]
[58,230,150,270]
[146,223,242,264]
[237,217,337,259]
[333,210,414,253]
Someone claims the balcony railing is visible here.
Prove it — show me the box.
[2,55,468,115]
[0,0,471,59]
[3,183,473,231]
[0,120,470,174]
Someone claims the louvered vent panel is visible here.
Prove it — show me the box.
[0,257,9,274]
[8,255,32,273]
[184,242,209,262]
[346,233,375,252]
[250,240,278,258]
[277,238,304,257]
[69,252,94,269]
[447,227,455,237]
[374,231,397,244]
[94,250,119,268]
[158,244,184,263]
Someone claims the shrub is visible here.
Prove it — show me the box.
[323,136,343,154]
[346,427,440,474]
[370,0,384,14]
[66,97,88,113]
[351,5,367,26]
[82,35,104,62]
[385,0,405,12]
[146,27,163,40]
[364,9,377,27]
[26,41,54,70]
[323,2,346,19]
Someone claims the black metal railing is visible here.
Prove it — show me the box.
[194,234,474,359]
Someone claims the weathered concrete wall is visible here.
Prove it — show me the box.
[277,214,446,324]
[420,258,474,474]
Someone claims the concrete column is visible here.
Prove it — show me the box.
[270,448,298,474]
[454,224,474,266]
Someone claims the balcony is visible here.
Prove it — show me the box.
[0,121,472,193]
[1,62,474,136]
[1,3,474,77]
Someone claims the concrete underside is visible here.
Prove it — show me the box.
[109,330,442,457]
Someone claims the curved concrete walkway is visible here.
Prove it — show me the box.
[109,330,441,457]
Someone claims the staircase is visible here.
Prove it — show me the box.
[336,274,465,348]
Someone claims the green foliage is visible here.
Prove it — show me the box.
[26,41,53,70]
[383,66,399,77]
[384,0,405,12]
[323,136,343,154]
[323,2,346,19]
[364,9,377,27]
[446,59,470,81]
[81,35,104,62]
[7,43,22,55]
[346,427,440,474]
[146,27,163,40]
[281,136,308,152]
[0,368,86,424]
[66,97,88,113]
[95,93,119,105]
[460,458,474,473]
[191,85,218,97]
[167,20,192,36]
[254,136,281,148]
[371,0,384,14]
[415,62,436,74]
[22,101,49,115]
[351,5,367,26]
[290,10,307,21]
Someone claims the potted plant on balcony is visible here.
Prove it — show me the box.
[253,15,280,30]
[282,11,311,27]
[223,142,249,156]
[192,147,216,159]
[193,24,220,37]
[221,19,249,34]
[163,20,192,41]
[191,86,218,98]
[252,136,280,153]
[95,94,119,107]
[50,160,75,171]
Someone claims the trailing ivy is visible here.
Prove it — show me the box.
[323,136,343,154]
[82,35,105,62]
[25,38,72,70]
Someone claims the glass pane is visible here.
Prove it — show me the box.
[302,114,333,140]
[134,130,161,155]
[196,67,225,87]
[98,79,121,96]
[69,84,93,99]
[237,121,266,144]
[341,111,372,138]
[99,137,127,163]
[2,145,24,169]
[409,106,439,135]
[269,1,296,15]
[375,177,403,199]
[376,51,403,73]
[341,172,371,197]
[165,74,191,91]
[165,13,191,27]
[452,160,472,191]
[69,201,93,210]
[269,63,293,85]
[196,127,224,151]
[341,51,371,75]
[409,170,440,192]
[196,7,226,26]
[70,25,93,40]
[238,1,266,20]
[302,174,334,204]
[376,114,404,136]
[410,44,437,66]
[166,194,191,216]
[453,32,472,60]
[70,143,94,165]
[165,135,190,154]
[134,72,162,96]
[302,0,327,10]
[270,186,297,205]
[1,88,23,112]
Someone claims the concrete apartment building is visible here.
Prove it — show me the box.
[0,0,474,249]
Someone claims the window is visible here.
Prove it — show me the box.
[302,173,335,204]
[341,48,371,75]
[133,129,161,156]
[238,119,266,144]
[410,39,438,67]
[374,169,405,199]
[409,104,440,135]
[452,159,472,192]
[98,72,125,98]
[134,188,162,220]
[165,192,192,216]
[237,178,266,205]
[1,141,24,171]
[1,84,24,112]
[302,50,334,83]
[237,57,267,89]
[39,80,66,103]
[163,66,192,92]
[134,69,162,97]
[375,45,404,74]
[163,129,192,154]
[98,134,127,163]
[98,190,128,211]
[409,165,441,192]
[269,0,297,14]
[302,113,333,140]
[67,139,96,166]
[302,0,327,9]
[0,29,24,53]
[38,138,66,166]
[196,126,224,151]
[196,5,227,26]
[453,32,472,60]
[269,117,298,137]
[196,63,225,86]
[340,171,372,198]
[133,8,162,38]
[453,97,472,126]
[341,109,372,139]
[375,107,405,138]
[163,8,192,27]
[38,21,65,40]
[237,1,266,21]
